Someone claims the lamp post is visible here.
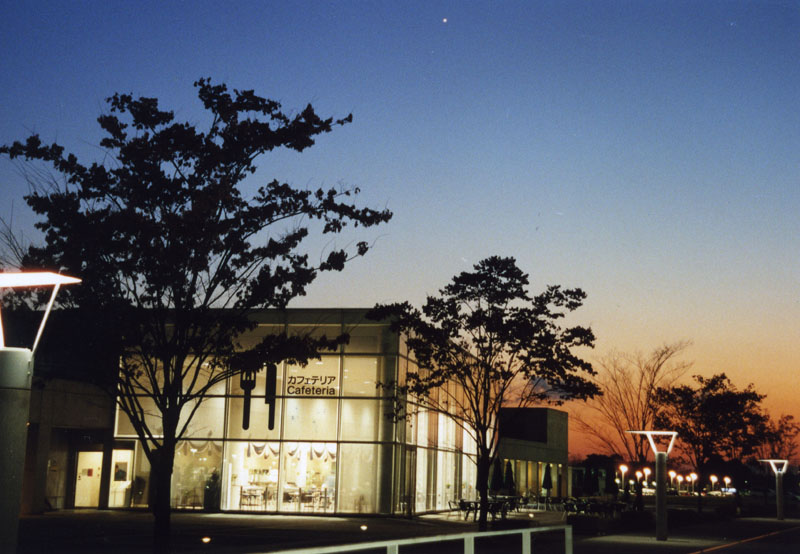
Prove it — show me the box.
[709,475,718,492]
[627,430,677,541]
[689,472,697,494]
[676,475,684,493]
[0,272,80,552]
[619,464,628,498]
[669,470,676,488]
[643,468,652,490]
[723,476,731,492]
[759,459,788,521]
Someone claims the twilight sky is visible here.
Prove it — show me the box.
[1,1,798,453]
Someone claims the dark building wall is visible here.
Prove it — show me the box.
[497,407,568,465]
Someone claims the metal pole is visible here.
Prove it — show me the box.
[0,347,34,553]
[776,471,784,521]
[655,451,668,540]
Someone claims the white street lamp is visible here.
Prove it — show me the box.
[723,476,731,491]
[0,272,80,552]
[626,430,677,542]
[689,472,697,494]
[668,470,676,487]
[710,475,718,491]
[759,459,788,520]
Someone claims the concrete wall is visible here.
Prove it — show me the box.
[22,379,114,514]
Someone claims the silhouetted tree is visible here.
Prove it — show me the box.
[489,458,504,494]
[1,79,391,552]
[756,414,800,464]
[582,453,620,498]
[369,256,599,529]
[575,342,691,464]
[656,373,769,512]
[542,464,553,495]
[503,460,515,494]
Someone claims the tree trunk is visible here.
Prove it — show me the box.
[476,452,491,531]
[695,468,703,514]
[151,441,176,554]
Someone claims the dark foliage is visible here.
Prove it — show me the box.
[369,256,599,528]
[1,79,391,552]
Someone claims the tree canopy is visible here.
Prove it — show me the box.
[655,373,769,472]
[1,79,391,551]
[368,255,598,527]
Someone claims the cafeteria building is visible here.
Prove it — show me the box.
[27,309,570,515]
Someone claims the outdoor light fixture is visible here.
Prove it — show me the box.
[759,459,788,521]
[627,430,677,542]
[619,464,628,493]
[723,476,731,489]
[669,470,676,486]
[709,475,718,491]
[0,271,80,553]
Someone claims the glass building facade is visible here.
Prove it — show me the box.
[111,309,479,514]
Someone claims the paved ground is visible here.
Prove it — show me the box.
[15,509,800,554]
[573,517,800,554]
[17,509,562,553]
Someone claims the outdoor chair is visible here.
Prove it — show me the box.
[447,500,460,518]
[458,499,475,521]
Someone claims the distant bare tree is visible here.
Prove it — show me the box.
[756,414,800,464]
[576,342,691,463]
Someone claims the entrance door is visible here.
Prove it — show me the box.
[74,451,103,507]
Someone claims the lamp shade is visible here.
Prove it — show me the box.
[0,272,81,288]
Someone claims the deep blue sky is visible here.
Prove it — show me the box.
[1,1,798,432]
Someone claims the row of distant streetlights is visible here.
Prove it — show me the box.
[616,464,732,493]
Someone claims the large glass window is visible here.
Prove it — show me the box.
[343,324,394,354]
[227,398,282,441]
[179,397,226,438]
[130,442,151,507]
[288,324,342,353]
[108,449,134,508]
[283,398,338,441]
[236,324,285,351]
[115,396,162,437]
[415,446,428,512]
[461,454,477,501]
[222,441,280,511]
[342,356,380,396]
[285,356,339,397]
[228,360,284,397]
[172,440,223,510]
[280,442,336,513]
[338,443,379,513]
[340,399,380,442]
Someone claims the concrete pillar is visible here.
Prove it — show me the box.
[30,419,52,514]
[655,451,668,540]
[0,347,33,553]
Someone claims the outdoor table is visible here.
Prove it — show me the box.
[462,499,508,521]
